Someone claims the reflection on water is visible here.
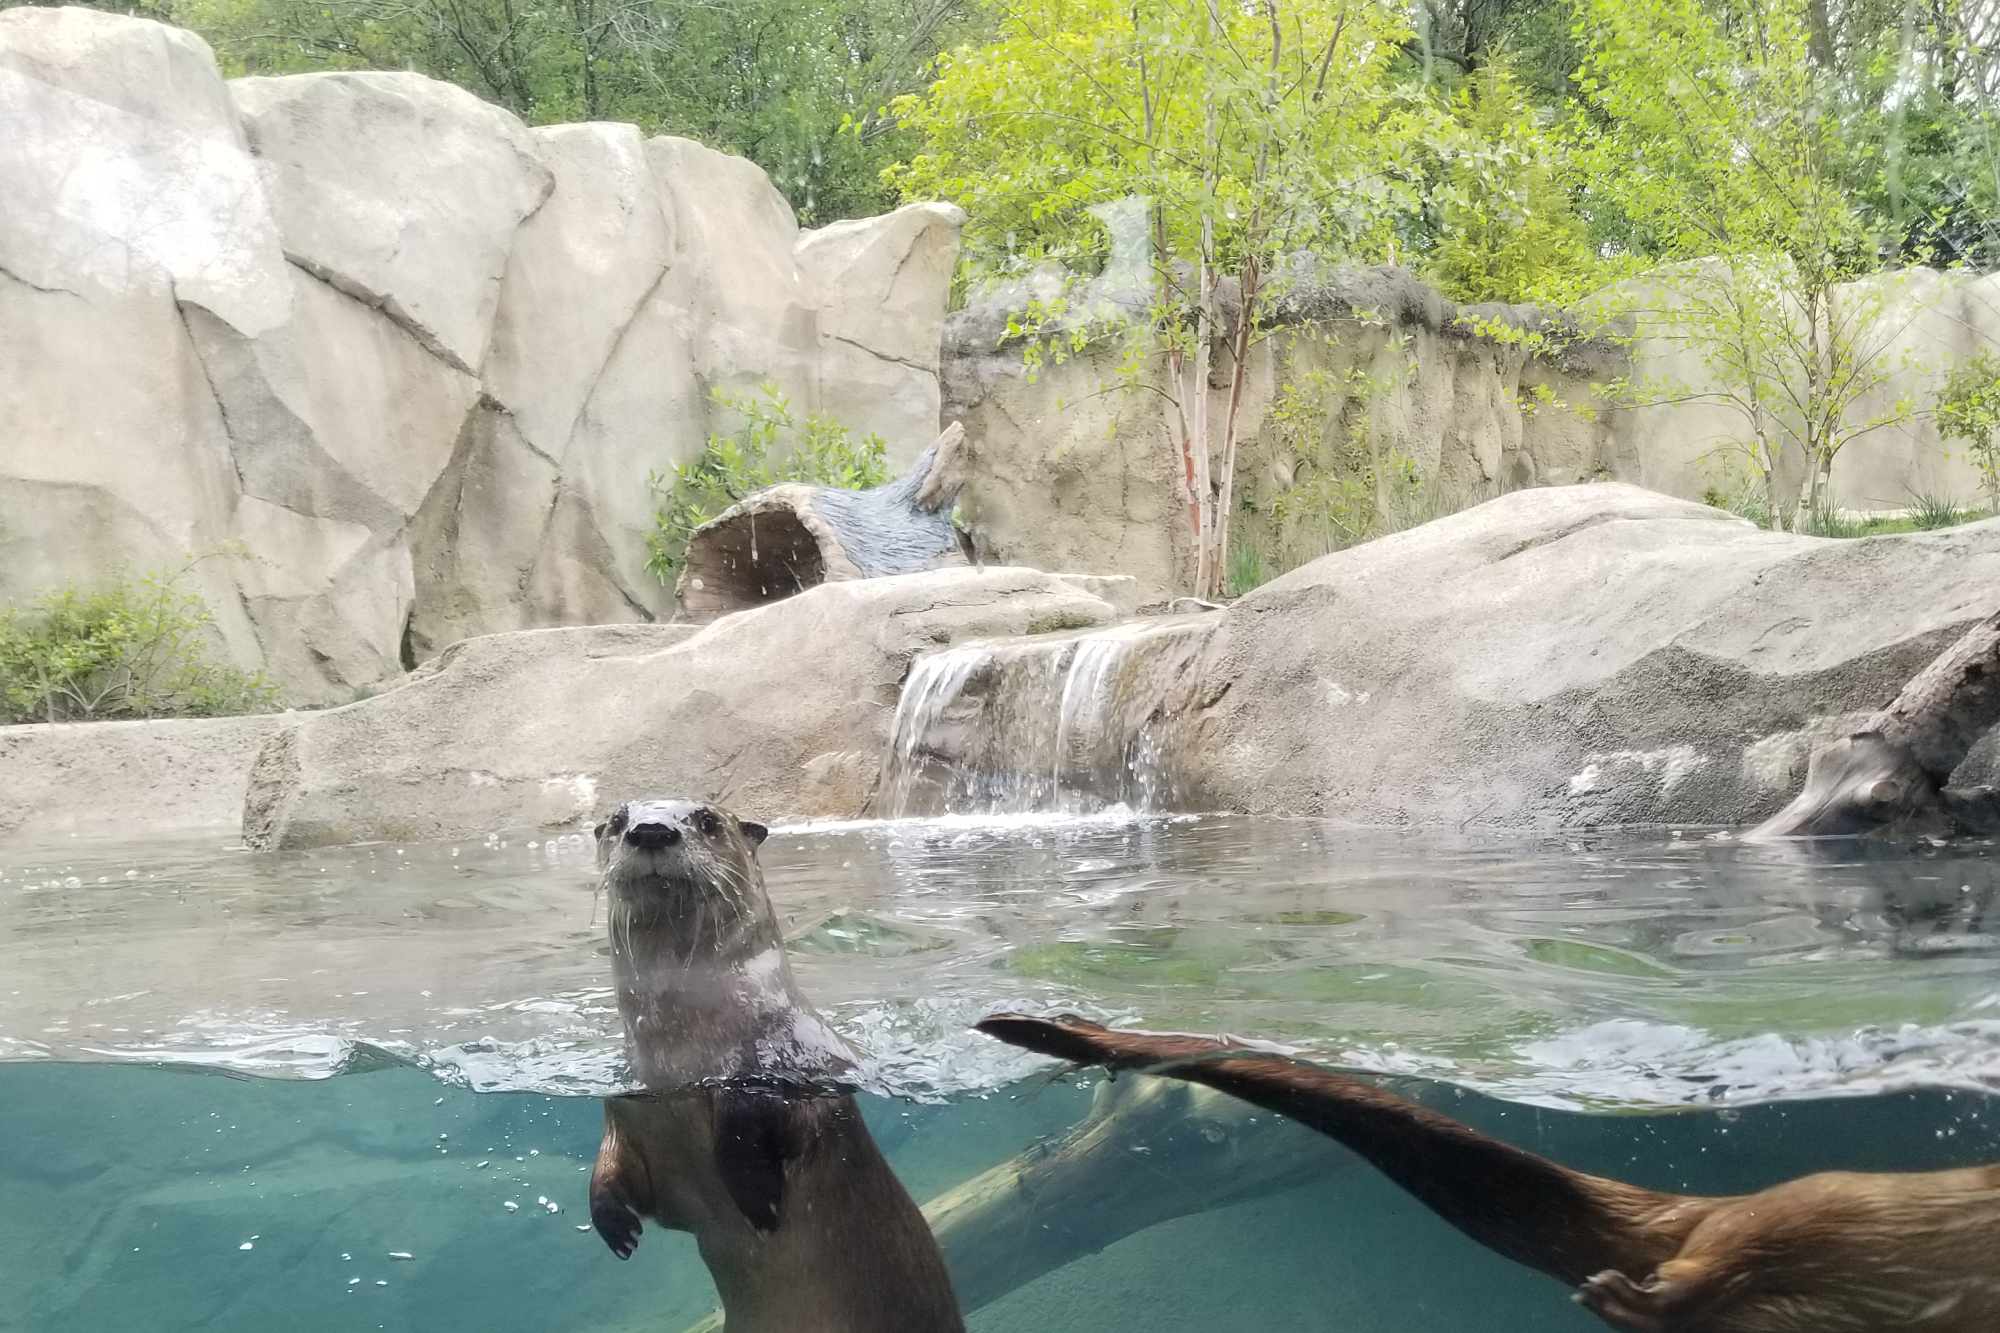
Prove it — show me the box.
[2,816,1999,1106]
[4,1060,1999,1333]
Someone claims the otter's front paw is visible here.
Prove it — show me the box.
[591,1190,643,1259]
[1575,1270,1668,1333]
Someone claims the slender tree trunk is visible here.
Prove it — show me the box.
[1191,256,1215,597]
[1211,259,1260,595]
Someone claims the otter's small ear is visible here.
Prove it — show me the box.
[740,821,768,847]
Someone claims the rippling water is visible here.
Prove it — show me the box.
[4,814,1998,1108]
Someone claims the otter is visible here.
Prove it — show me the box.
[587,798,963,1333]
[976,1013,2000,1333]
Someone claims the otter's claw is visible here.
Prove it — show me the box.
[1574,1270,1668,1333]
[591,1195,643,1259]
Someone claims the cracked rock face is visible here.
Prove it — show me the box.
[0,8,963,705]
[242,568,1120,848]
[1178,483,2000,827]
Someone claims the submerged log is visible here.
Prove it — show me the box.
[674,421,974,620]
[670,1072,1351,1332]
[1751,608,2000,839]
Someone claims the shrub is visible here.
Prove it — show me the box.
[645,384,893,583]
[1905,486,1976,530]
[0,559,276,724]
[1934,351,2000,514]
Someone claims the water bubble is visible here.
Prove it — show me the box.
[503,1201,519,1211]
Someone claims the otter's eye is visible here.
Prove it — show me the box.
[695,809,720,837]
[607,810,629,837]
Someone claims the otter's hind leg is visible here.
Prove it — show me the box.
[591,1103,651,1259]
[1574,1256,1731,1333]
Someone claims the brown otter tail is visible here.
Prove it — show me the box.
[976,1014,1718,1287]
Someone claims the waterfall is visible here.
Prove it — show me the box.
[878,616,1213,818]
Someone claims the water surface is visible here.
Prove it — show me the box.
[5,815,1999,1108]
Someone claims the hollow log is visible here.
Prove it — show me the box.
[675,421,974,620]
[670,1073,1352,1332]
[1751,608,2000,839]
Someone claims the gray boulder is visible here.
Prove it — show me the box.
[230,70,552,372]
[1180,483,2000,826]
[0,10,968,705]
[243,569,1119,848]
[0,714,290,836]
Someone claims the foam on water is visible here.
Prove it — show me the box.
[3,817,1998,1108]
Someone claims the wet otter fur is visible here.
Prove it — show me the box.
[977,1013,2000,1333]
[589,798,962,1333]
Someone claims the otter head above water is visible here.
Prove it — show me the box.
[592,797,855,1092]
[596,798,774,948]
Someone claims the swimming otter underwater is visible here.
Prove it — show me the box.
[976,1013,2000,1333]
[588,798,962,1333]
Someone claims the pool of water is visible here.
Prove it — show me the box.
[3,813,1999,1329]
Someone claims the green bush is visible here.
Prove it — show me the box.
[0,559,276,724]
[1934,351,2000,514]
[645,384,893,584]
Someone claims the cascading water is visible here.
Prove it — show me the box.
[878,615,1214,817]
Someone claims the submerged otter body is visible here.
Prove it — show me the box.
[977,1014,2000,1333]
[589,798,961,1333]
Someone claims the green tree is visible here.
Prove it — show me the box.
[1573,0,1922,529]
[890,0,1433,596]
[1422,59,1597,304]
[1935,348,2000,512]
[149,0,980,224]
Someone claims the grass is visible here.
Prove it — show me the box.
[1225,540,1268,597]
[1710,482,1988,538]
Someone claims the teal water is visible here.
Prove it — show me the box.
[5,1061,1999,1332]
[3,814,1999,1329]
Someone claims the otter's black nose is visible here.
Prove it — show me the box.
[626,822,680,851]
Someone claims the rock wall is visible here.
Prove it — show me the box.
[945,265,1999,598]
[944,267,1623,594]
[1179,484,2000,827]
[9,487,1992,843]
[0,6,963,703]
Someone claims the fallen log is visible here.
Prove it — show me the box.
[675,421,974,620]
[1751,607,2000,838]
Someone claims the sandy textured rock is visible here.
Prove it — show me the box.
[798,202,965,461]
[0,270,267,676]
[243,570,1119,848]
[0,714,292,836]
[1181,483,2000,826]
[646,136,818,409]
[230,70,552,372]
[484,121,672,460]
[1,11,959,704]
[945,266,1623,600]
[0,7,289,336]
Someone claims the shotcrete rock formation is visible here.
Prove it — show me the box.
[6,485,1996,841]
[0,5,965,703]
[675,422,975,618]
